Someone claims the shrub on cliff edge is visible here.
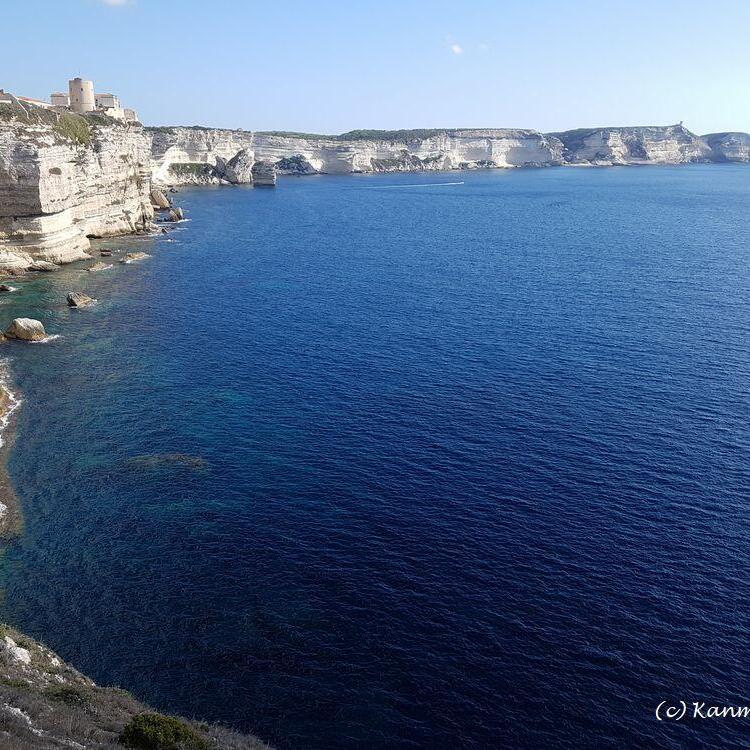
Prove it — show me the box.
[119,712,211,750]
[54,112,91,145]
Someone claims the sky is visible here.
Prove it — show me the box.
[3,0,749,134]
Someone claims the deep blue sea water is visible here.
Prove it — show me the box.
[1,166,750,749]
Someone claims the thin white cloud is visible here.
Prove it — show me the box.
[450,44,463,56]
[100,0,132,6]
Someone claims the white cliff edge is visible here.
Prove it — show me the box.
[0,98,153,272]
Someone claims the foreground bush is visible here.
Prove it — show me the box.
[119,712,211,750]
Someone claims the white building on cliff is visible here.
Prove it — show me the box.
[50,78,139,122]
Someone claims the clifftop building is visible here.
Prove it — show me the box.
[50,78,139,122]
[68,78,95,113]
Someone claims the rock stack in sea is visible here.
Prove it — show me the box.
[67,292,97,308]
[224,149,255,184]
[251,160,277,187]
[4,318,46,341]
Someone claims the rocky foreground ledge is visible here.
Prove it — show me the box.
[0,624,269,750]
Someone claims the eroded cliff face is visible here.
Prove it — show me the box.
[149,126,255,184]
[550,124,713,165]
[3,107,749,269]
[0,100,153,271]
[704,132,750,162]
[148,127,566,184]
[148,123,750,186]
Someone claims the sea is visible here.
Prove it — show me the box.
[1,165,749,749]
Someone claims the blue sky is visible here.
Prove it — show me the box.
[3,0,749,134]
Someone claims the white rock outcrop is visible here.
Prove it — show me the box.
[66,292,97,307]
[251,160,276,186]
[150,126,255,184]
[1,636,32,665]
[149,127,566,184]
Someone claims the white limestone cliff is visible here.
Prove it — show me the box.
[0,99,153,271]
[148,127,566,185]
[550,124,713,165]
[149,126,254,184]
[703,132,750,162]
[148,123,750,187]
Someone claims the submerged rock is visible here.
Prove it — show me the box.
[0,284,16,293]
[67,292,97,308]
[4,318,46,341]
[100,249,113,257]
[125,453,209,471]
[88,261,112,273]
[120,252,150,264]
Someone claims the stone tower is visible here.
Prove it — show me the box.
[68,78,95,113]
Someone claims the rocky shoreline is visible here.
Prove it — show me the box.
[0,360,22,538]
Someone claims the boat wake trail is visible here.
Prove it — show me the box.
[365,181,465,189]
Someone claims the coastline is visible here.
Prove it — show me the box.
[0,358,22,538]
[0,233,272,749]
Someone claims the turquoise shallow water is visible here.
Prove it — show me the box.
[1,166,750,749]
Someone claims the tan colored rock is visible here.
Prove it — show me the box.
[150,189,171,209]
[67,292,97,307]
[27,260,59,272]
[4,318,46,341]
